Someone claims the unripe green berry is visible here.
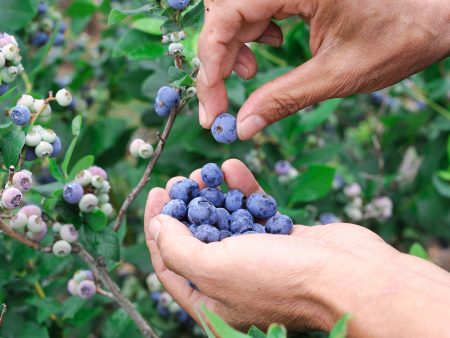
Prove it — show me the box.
[100,203,113,217]
[52,222,62,233]
[33,99,51,116]
[17,94,34,108]
[138,143,154,159]
[27,215,47,233]
[25,131,42,146]
[41,129,57,143]
[129,138,145,157]
[35,141,53,158]
[98,193,109,204]
[75,170,92,186]
[90,175,104,189]
[10,212,27,230]
[55,88,72,107]
[52,240,72,257]
[78,193,98,212]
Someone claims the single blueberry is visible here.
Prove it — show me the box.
[37,1,48,15]
[199,187,225,207]
[188,201,218,225]
[177,309,190,324]
[319,212,339,225]
[274,160,292,176]
[157,86,180,107]
[32,31,49,48]
[150,291,161,302]
[246,192,277,219]
[59,21,67,33]
[211,113,238,144]
[156,303,170,318]
[188,196,207,209]
[168,0,190,10]
[219,230,232,240]
[169,179,200,204]
[54,32,65,46]
[194,224,220,243]
[154,98,170,117]
[216,208,231,231]
[201,163,224,187]
[266,214,293,235]
[10,105,31,126]
[252,223,266,233]
[225,189,245,212]
[162,199,187,220]
[51,136,62,157]
[230,209,253,224]
[63,182,84,204]
[188,224,197,235]
[25,147,37,161]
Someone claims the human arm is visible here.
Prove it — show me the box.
[196,0,450,140]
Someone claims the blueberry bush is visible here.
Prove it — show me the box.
[0,0,449,337]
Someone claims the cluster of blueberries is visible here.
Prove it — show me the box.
[67,270,96,299]
[0,33,24,96]
[1,170,33,211]
[162,163,293,243]
[31,1,67,48]
[63,166,113,217]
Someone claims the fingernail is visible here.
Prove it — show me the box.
[149,216,162,242]
[234,63,249,79]
[238,115,267,140]
[258,35,282,47]
[199,102,207,127]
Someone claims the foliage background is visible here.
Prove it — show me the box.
[0,0,449,337]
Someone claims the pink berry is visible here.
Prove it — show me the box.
[19,204,42,217]
[88,166,107,180]
[77,280,96,299]
[27,226,48,241]
[27,215,47,233]
[10,212,27,229]
[12,170,33,192]
[67,279,78,296]
[59,224,78,242]
[1,187,22,209]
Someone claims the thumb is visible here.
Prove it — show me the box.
[236,55,343,140]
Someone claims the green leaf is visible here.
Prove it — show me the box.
[62,116,83,176]
[329,313,352,338]
[291,165,336,203]
[72,115,83,136]
[26,297,60,323]
[82,227,120,261]
[432,173,450,198]
[103,309,132,337]
[447,135,450,161]
[0,85,18,104]
[248,326,267,338]
[62,296,86,319]
[0,122,14,136]
[83,209,108,232]
[409,243,429,260]
[1,129,25,167]
[181,0,204,28]
[201,305,249,338]
[66,0,97,17]
[438,170,450,181]
[19,322,49,338]
[0,0,35,32]
[68,155,95,181]
[168,66,186,81]
[131,17,165,35]
[266,324,287,338]
[48,158,65,182]
[113,30,165,60]
[108,5,155,25]
[297,99,342,134]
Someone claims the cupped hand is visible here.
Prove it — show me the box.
[144,159,402,332]
[196,0,450,139]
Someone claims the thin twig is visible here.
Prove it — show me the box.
[0,218,52,252]
[371,134,385,175]
[113,103,184,231]
[0,303,6,326]
[75,244,159,338]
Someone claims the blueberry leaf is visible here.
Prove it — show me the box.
[200,305,249,338]
[181,0,204,28]
[0,0,35,31]
[248,326,267,338]
[107,4,156,25]
[113,29,165,60]
[68,155,95,181]
[290,165,336,203]
[83,208,108,232]
[1,129,25,167]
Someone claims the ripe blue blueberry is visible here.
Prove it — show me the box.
[32,32,49,47]
[225,189,245,212]
[169,179,200,204]
[157,86,180,107]
[319,212,339,225]
[162,199,187,220]
[59,21,67,33]
[211,113,238,144]
[274,160,292,176]
[188,200,218,225]
[37,1,48,15]
[216,208,231,231]
[252,223,266,233]
[157,304,170,318]
[51,136,62,157]
[0,82,8,96]
[199,188,225,207]
[246,192,277,219]
[168,0,190,10]
[151,291,161,302]
[54,33,65,47]
[177,309,190,324]
[63,182,84,204]
[230,216,253,234]
[230,209,253,224]
[10,105,31,125]
[219,230,232,240]
[194,224,220,243]
[188,196,207,209]
[266,214,293,235]
[188,224,197,235]
[201,163,224,187]
[25,147,37,161]
[155,98,170,117]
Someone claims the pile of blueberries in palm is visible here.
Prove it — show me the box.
[162,163,293,243]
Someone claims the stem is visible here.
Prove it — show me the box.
[112,103,183,232]
[75,244,159,338]
[0,303,6,326]
[0,218,52,252]
[30,91,55,126]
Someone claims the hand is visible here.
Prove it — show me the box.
[144,159,450,335]
[196,0,450,139]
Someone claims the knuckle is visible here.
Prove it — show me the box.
[270,93,303,119]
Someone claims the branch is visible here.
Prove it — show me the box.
[0,218,51,252]
[75,244,159,338]
[113,103,183,231]
[0,303,6,327]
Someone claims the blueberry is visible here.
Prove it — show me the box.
[25,147,37,161]
[230,216,253,234]
[59,21,67,33]
[150,291,161,302]
[319,212,339,225]
[156,303,170,318]
[252,223,266,233]
[51,136,62,157]
[241,230,258,235]
[168,0,190,10]
[54,32,65,46]
[10,105,31,125]
[32,32,49,48]
[188,224,197,235]
[157,86,180,107]
[274,161,292,176]
[246,192,277,219]
[266,214,293,235]
[225,189,245,212]
[37,1,48,15]
[219,230,232,240]
[188,196,207,209]
[188,201,218,225]
[230,209,253,224]
[370,91,385,106]
[201,163,224,187]
[181,221,189,227]
[162,199,187,220]
[194,224,220,243]
[199,188,225,207]
[154,98,170,117]
[216,208,231,231]
[177,309,190,324]
[63,182,84,204]
[211,113,238,144]
[0,82,8,96]
[169,179,200,204]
